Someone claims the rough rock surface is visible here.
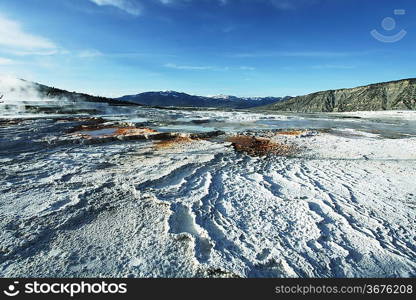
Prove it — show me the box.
[261,78,416,112]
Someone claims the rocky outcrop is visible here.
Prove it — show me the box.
[260,78,416,112]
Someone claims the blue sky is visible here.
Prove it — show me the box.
[0,0,415,97]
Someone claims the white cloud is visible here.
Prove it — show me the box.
[89,0,142,15]
[0,57,16,65]
[311,64,356,70]
[239,66,255,71]
[0,15,57,55]
[165,63,215,70]
[9,50,63,56]
[230,51,364,58]
[269,0,310,10]
[165,63,255,72]
[78,49,103,58]
[87,0,317,15]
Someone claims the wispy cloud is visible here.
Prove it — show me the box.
[311,64,356,70]
[269,0,319,10]
[8,50,67,57]
[230,51,364,58]
[88,0,142,15]
[78,49,103,58]
[165,63,253,71]
[158,0,228,6]
[165,63,218,71]
[161,0,316,10]
[239,66,256,71]
[0,15,58,55]
[0,57,16,65]
[87,0,317,15]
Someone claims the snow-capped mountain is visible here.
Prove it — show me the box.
[117,91,286,109]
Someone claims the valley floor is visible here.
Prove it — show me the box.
[0,112,415,278]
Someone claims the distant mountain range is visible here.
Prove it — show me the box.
[117,91,286,109]
[259,78,416,112]
[3,78,416,113]
[2,79,283,110]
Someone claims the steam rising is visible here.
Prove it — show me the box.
[0,75,129,117]
[0,76,48,103]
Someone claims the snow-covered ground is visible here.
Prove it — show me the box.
[333,110,416,120]
[0,110,415,278]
